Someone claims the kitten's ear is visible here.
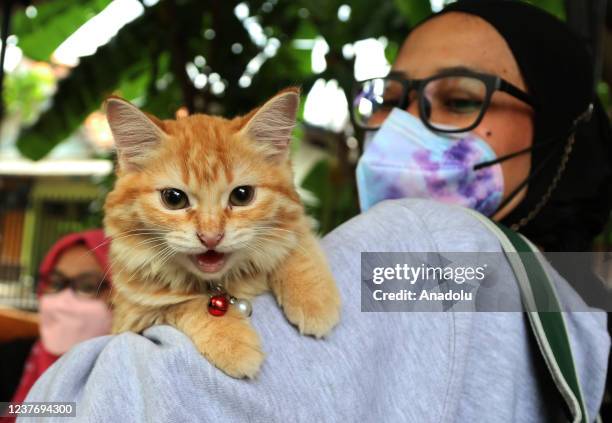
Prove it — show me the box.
[104,96,167,171]
[239,87,300,159]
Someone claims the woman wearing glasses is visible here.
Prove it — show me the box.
[20,1,611,422]
[353,23,601,232]
[7,229,112,415]
[352,0,611,419]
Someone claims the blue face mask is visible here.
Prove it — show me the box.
[356,108,504,215]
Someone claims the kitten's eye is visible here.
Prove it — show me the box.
[229,186,255,206]
[161,188,189,210]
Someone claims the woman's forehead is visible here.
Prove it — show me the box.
[393,12,527,91]
[55,244,102,275]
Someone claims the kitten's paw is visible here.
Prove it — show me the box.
[198,321,265,379]
[217,340,265,379]
[283,285,341,338]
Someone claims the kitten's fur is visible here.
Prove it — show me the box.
[103,89,341,378]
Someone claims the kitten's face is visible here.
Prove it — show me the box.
[104,90,303,282]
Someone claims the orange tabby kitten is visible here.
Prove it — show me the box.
[103,88,341,378]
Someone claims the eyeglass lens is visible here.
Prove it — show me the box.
[354,75,487,132]
[44,271,109,298]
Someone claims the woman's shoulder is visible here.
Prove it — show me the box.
[322,199,608,419]
[323,198,503,253]
[24,326,204,421]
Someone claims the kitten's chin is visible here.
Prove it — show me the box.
[189,251,230,276]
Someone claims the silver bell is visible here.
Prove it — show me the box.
[234,298,253,317]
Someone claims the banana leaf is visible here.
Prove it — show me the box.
[16,4,160,160]
[11,0,113,61]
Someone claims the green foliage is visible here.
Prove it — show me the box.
[17,2,163,159]
[597,81,610,110]
[393,0,432,27]
[14,0,414,160]
[11,0,113,61]
[4,67,54,123]
[524,0,565,20]
[8,0,418,233]
[301,159,359,235]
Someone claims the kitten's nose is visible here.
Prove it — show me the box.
[197,232,224,249]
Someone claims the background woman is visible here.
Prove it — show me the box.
[5,229,112,415]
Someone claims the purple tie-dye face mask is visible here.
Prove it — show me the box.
[356,108,504,215]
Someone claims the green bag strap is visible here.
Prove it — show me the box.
[462,209,589,423]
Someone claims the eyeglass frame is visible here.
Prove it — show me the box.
[41,270,110,299]
[352,67,536,133]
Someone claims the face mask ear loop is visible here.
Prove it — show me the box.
[474,102,591,220]
[492,145,560,215]
[473,134,565,171]
[472,103,592,172]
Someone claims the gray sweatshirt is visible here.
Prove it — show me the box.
[22,199,610,422]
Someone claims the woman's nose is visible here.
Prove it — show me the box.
[405,96,421,118]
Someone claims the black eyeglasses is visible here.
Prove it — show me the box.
[352,68,535,133]
[41,270,110,299]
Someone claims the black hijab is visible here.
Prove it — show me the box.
[428,0,612,253]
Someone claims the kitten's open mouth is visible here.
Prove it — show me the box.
[192,251,228,274]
